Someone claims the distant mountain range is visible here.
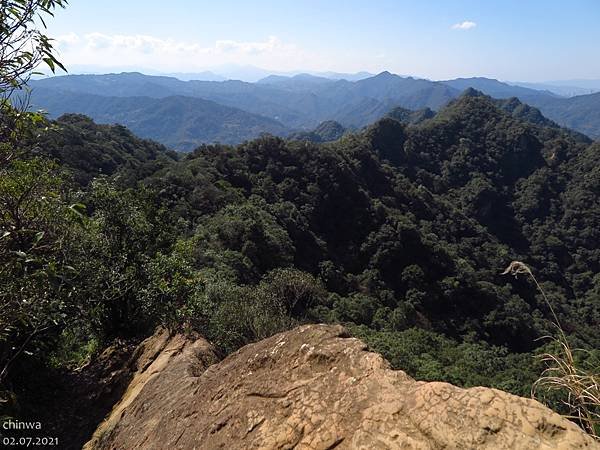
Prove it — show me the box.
[511,81,600,97]
[26,71,600,150]
[528,91,600,139]
[46,64,375,83]
[164,71,226,82]
[442,77,559,102]
[28,71,459,139]
[28,87,289,151]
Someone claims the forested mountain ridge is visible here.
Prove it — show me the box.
[288,120,346,142]
[256,73,338,90]
[28,91,599,357]
[120,89,598,379]
[387,105,436,125]
[28,71,459,131]
[528,91,600,139]
[36,114,178,185]
[5,83,600,444]
[28,88,291,151]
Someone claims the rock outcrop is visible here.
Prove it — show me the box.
[85,324,599,449]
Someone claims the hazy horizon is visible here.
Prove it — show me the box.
[45,0,600,83]
[35,64,600,87]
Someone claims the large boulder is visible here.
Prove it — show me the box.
[85,324,599,449]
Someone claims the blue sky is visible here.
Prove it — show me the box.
[46,0,600,81]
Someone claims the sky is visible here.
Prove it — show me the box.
[45,0,600,82]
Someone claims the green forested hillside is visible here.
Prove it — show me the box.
[387,106,436,124]
[288,120,346,142]
[38,114,178,185]
[3,90,599,429]
[136,91,599,366]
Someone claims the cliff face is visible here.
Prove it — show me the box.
[85,325,599,450]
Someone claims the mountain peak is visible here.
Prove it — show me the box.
[375,70,395,78]
[454,76,499,83]
[460,87,486,98]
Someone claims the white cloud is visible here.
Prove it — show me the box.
[55,32,80,47]
[451,21,477,30]
[215,36,283,54]
[53,32,312,72]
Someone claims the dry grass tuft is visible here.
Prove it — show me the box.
[503,260,600,439]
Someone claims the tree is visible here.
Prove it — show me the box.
[0,157,84,383]
[0,0,67,95]
[1,1,68,168]
[0,0,71,386]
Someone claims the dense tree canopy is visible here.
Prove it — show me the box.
[2,85,599,431]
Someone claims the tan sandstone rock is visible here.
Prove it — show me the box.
[85,324,599,449]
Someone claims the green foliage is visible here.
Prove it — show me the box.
[260,268,326,317]
[142,265,300,354]
[350,325,539,397]
[0,153,85,383]
[190,200,295,282]
[0,0,68,93]
[48,328,99,370]
[73,178,179,337]
[189,276,300,354]
[139,239,205,329]
[140,236,324,353]
[289,120,346,143]
[37,114,177,186]
[0,0,79,399]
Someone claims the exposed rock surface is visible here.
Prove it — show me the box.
[85,324,599,449]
